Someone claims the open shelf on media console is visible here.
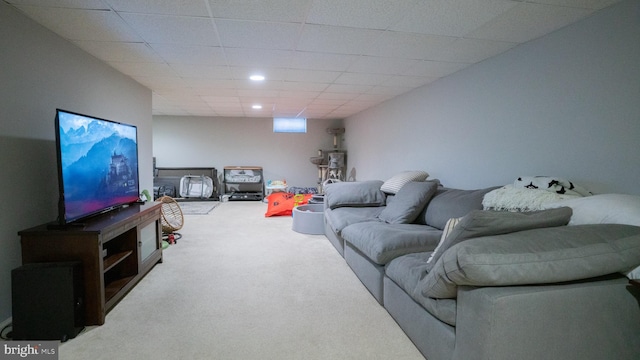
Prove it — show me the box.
[103,251,133,272]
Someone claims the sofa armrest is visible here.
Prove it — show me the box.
[453,276,640,360]
[324,180,386,209]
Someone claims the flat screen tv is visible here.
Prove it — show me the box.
[54,109,140,226]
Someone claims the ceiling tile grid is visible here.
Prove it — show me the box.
[5,0,622,119]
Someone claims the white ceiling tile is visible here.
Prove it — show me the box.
[402,60,469,78]
[297,24,383,55]
[215,19,301,50]
[390,0,518,37]
[215,109,246,117]
[384,75,437,88]
[363,31,456,59]
[104,0,210,16]
[302,109,333,119]
[303,103,334,112]
[278,82,329,92]
[290,52,359,71]
[334,73,391,86]
[354,93,396,102]
[133,76,191,90]
[201,96,242,104]
[307,0,417,30]
[187,109,217,117]
[152,92,174,103]
[310,98,349,106]
[183,78,239,89]
[14,6,142,42]
[467,2,594,43]
[7,0,616,118]
[237,89,279,98]
[333,101,377,113]
[315,92,360,101]
[278,90,323,99]
[228,67,287,82]
[191,88,238,97]
[424,38,517,63]
[208,104,244,112]
[224,48,294,67]
[207,0,312,23]
[229,77,274,90]
[366,85,413,96]
[154,108,191,116]
[348,56,420,75]
[107,61,176,77]
[274,100,309,109]
[156,94,209,106]
[74,41,163,62]
[324,84,374,94]
[275,109,307,117]
[284,69,342,83]
[150,44,227,65]
[170,64,231,79]
[119,13,219,45]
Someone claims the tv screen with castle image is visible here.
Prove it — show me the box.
[55,109,140,225]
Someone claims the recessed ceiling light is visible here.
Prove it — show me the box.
[249,74,265,81]
[252,104,262,109]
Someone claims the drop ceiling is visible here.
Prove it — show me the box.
[5,0,621,119]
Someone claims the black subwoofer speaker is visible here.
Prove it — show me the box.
[11,261,85,341]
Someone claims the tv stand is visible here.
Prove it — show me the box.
[18,202,163,325]
[46,222,87,230]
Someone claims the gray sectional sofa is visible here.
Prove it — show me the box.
[323,179,640,360]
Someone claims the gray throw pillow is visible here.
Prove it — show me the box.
[378,181,438,224]
[424,207,573,273]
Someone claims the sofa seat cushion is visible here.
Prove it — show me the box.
[324,206,384,234]
[421,224,640,299]
[386,252,457,326]
[342,222,442,264]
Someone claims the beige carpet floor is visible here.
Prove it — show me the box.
[59,201,424,360]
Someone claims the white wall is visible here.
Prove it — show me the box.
[153,116,344,188]
[0,3,152,323]
[345,0,640,195]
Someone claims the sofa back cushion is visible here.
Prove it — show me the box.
[378,181,438,224]
[325,180,386,209]
[424,207,573,273]
[421,224,640,299]
[416,187,498,229]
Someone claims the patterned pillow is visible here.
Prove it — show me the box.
[381,171,429,194]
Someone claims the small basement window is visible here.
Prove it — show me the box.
[273,117,307,133]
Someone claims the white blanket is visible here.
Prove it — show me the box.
[483,176,591,212]
[513,176,592,197]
